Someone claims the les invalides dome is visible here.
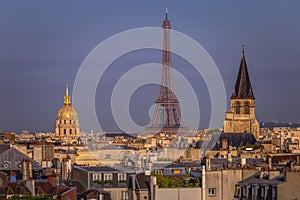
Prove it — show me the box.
[55,84,80,144]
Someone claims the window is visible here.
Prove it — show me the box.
[2,163,9,168]
[235,102,241,114]
[64,120,66,124]
[64,129,67,135]
[121,191,128,200]
[244,102,250,114]
[70,129,72,135]
[234,185,240,197]
[118,174,126,181]
[99,194,104,200]
[272,186,276,200]
[172,169,182,175]
[243,186,248,197]
[208,188,216,197]
[104,174,112,180]
[261,186,267,198]
[93,174,100,180]
[105,154,111,159]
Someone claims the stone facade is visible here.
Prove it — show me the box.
[71,166,129,200]
[224,98,260,138]
[203,168,258,200]
[154,188,202,200]
[277,172,300,199]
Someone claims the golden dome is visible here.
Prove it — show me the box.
[56,84,79,121]
[56,105,78,121]
[55,84,80,142]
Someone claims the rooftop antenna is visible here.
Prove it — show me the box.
[165,6,168,19]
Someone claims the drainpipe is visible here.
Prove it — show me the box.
[202,166,206,200]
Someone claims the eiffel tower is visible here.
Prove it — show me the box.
[145,8,189,137]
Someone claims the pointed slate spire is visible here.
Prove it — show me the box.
[231,47,255,99]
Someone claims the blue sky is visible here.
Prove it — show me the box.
[0,1,300,132]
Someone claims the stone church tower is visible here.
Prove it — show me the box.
[223,48,260,139]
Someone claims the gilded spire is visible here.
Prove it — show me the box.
[64,83,71,106]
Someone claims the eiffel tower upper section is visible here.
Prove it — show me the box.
[145,8,188,136]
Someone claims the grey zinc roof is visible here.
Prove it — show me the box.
[0,144,10,155]
[238,173,284,186]
[0,147,42,170]
[74,165,120,172]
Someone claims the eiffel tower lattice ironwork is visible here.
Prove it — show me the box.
[145,8,189,136]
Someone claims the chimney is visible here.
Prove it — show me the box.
[26,180,35,196]
[22,160,33,180]
[22,160,27,180]
[56,175,60,187]
[241,158,246,167]
[202,166,206,200]
[205,157,211,171]
[61,157,72,180]
[150,176,156,200]
[48,174,60,187]
[259,171,263,179]
[28,161,33,179]
[268,170,280,180]
[259,171,267,179]
[268,157,272,169]
[99,194,104,200]
[222,139,228,150]
[152,176,157,186]
[62,158,67,180]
